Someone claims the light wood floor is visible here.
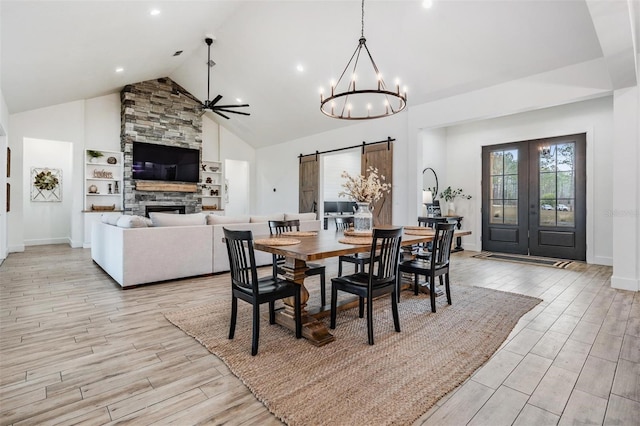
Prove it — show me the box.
[1,245,638,425]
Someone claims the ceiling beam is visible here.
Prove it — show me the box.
[586,0,638,89]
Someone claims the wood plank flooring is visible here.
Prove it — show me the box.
[1,245,638,425]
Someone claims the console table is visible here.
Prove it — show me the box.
[418,216,464,252]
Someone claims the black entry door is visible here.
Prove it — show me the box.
[482,134,586,261]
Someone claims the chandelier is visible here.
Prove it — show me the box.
[320,0,407,120]
[201,37,250,119]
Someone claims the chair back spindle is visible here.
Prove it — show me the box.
[224,229,259,294]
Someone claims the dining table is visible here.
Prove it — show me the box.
[253,226,472,346]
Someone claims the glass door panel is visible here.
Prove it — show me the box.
[489,150,518,225]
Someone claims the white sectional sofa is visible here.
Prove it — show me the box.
[91,212,320,288]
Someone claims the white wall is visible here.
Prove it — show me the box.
[202,115,220,161]
[85,94,120,152]
[0,90,8,263]
[442,96,614,264]
[23,138,73,245]
[8,100,86,251]
[420,128,446,217]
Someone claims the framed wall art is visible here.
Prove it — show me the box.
[31,167,62,202]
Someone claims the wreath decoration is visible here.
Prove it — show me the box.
[34,170,59,191]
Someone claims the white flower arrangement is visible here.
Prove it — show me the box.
[339,166,391,203]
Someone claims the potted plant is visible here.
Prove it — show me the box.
[439,186,471,215]
[87,150,104,163]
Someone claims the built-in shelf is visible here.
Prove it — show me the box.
[201,160,224,212]
[84,149,123,213]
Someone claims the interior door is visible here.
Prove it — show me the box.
[482,134,586,260]
[362,142,393,226]
[299,155,318,213]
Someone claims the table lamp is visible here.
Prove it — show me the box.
[422,190,433,217]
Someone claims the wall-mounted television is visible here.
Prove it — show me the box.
[132,142,200,183]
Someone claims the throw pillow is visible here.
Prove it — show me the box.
[101,213,122,226]
[116,215,149,228]
[149,212,206,227]
[206,215,251,225]
[250,213,285,223]
[284,212,317,221]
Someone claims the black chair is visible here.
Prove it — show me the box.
[224,228,302,356]
[330,227,404,345]
[416,217,448,260]
[268,219,327,307]
[335,216,377,277]
[399,222,456,313]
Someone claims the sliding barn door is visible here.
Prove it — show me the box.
[299,155,318,213]
[362,142,393,226]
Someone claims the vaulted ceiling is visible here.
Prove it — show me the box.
[1,1,638,148]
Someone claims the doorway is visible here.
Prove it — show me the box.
[224,159,250,216]
[481,133,586,260]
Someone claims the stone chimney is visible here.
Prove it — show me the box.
[120,77,203,216]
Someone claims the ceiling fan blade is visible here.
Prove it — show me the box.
[214,104,250,109]
[212,110,231,119]
[214,108,251,116]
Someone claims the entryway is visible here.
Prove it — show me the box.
[481,133,586,261]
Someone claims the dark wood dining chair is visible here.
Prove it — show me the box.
[224,228,302,356]
[268,219,327,306]
[416,217,448,260]
[330,227,404,345]
[399,222,456,313]
[335,216,377,277]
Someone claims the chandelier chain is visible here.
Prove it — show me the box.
[361,0,365,38]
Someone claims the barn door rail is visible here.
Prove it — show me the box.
[298,136,394,163]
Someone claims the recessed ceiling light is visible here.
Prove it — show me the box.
[115,67,124,73]
[296,64,304,72]
[422,0,433,9]
[150,9,161,16]
[236,98,243,103]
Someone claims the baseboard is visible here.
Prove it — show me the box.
[611,275,640,292]
[82,243,92,249]
[591,255,613,266]
[24,238,69,246]
[8,244,25,253]
[69,239,83,248]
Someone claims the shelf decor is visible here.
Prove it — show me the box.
[31,167,62,202]
[87,150,104,163]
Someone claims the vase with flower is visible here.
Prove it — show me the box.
[439,186,472,215]
[339,166,391,232]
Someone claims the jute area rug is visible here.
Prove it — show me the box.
[165,286,541,426]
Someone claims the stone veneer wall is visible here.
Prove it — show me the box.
[120,77,203,216]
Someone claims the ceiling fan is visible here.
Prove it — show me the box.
[201,37,250,119]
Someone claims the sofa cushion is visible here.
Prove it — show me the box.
[207,215,251,225]
[250,213,285,223]
[116,215,149,228]
[101,213,122,225]
[149,212,206,227]
[284,212,317,221]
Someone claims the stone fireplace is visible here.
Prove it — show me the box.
[120,77,203,217]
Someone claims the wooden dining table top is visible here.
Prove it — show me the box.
[253,227,472,262]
